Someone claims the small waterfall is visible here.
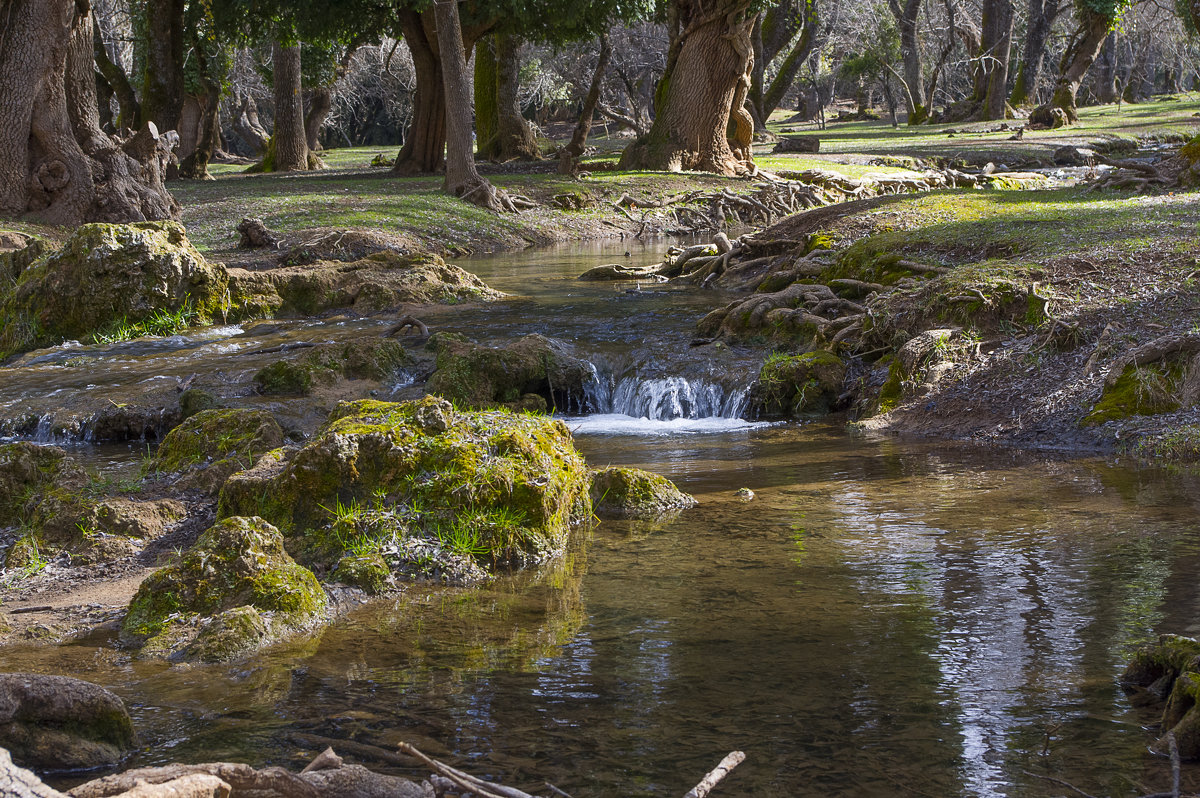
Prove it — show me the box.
[582,367,751,421]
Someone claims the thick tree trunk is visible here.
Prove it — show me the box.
[435,0,500,210]
[0,0,177,225]
[619,0,757,175]
[1186,0,1200,35]
[393,10,446,175]
[1042,9,1113,123]
[1093,32,1119,104]
[178,43,220,180]
[93,16,139,130]
[495,33,539,160]
[271,41,310,172]
[1010,0,1059,105]
[475,36,501,160]
[889,0,927,123]
[560,34,611,173]
[304,86,333,152]
[975,0,1013,119]
[140,0,185,134]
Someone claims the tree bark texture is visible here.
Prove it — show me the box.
[888,0,927,122]
[618,0,757,175]
[435,0,500,209]
[0,0,178,225]
[559,33,611,173]
[1093,32,1119,104]
[749,0,819,129]
[394,10,446,174]
[976,0,1013,119]
[178,41,220,180]
[475,36,501,160]
[494,33,539,160]
[1045,8,1113,122]
[304,86,333,151]
[233,94,270,155]
[139,0,185,134]
[271,41,310,172]
[1009,0,1059,104]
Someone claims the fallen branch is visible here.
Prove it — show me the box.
[396,742,533,798]
[683,751,745,798]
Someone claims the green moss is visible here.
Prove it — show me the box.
[876,361,904,414]
[254,360,315,395]
[1083,364,1182,426]
[426,333,587,410]
[184,606,271,663]
[121,516,326,648]
[1123,635,1200,687]
[331,551,391,593]
[752,350,847,418]
[590,467,696,519]
[155,408,284,472]
[1181,135,1200,164]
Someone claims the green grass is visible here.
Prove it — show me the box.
[91,297,197,344]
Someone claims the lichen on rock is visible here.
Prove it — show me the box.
[153,408,286,495]
[0,222,229,359]
[589,467,696,520]
[121,516,327,661]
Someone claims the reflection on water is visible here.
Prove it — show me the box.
[7,424,1199,797]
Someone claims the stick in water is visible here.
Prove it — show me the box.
[684,751,746,798]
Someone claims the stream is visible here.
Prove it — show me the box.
[2,241,1199,797]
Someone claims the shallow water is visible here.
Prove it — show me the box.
[3,243,1199,796]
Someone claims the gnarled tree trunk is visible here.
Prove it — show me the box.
[1009,0,1060,105]
[0,0,177,225]
[393,10,446,174]
[93,15,139,130]
[618,0,757,175]
[749,0,820,131]
[233,94,270,155]
[178,44,220,180]
[494,33,539,160]
[140,0,184,137]
[975,0,1013,119]
[1040,7,1114,123]
[888,0,927,123]
[304,86,333,152]
[271,41,311,171]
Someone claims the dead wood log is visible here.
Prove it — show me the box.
[386,315,430,337]
[237,218,279,250]
[1104,333,1200,385]
[69,764,320,798]
[683,751,745,798]
[396,743,532,798]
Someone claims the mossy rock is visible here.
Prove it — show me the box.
[226,251,503,320]
[121,516,327,661]
[1158,670,1200,760]
[871,329,957,414]
[218,396,592,571]
[1083,363,1183,426]
[590,467,696,520]
[154,408,285,495]
[254,360,316,395]
[427,333,591,411]
[331,551,392,593]
[0,442,87,529]
[0,222,229,359]
[0,235,47,285]
[1121,634,1200,692]
[253,340,412,396]
[0,673,138,771]
[751,350,846,418]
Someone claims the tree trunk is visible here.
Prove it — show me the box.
[495,33,539,160]
[304,86,333,152]
[93,15,139,130]
[393,10,446,175]
[140,0,185,134]
[1093,32,1119,104]
[618,0,758,175]
[1186,0,1200,35]
[560,34,611,173]
[475,36,501,160]
[271,41,310,172]
[178,43,220,180]
[435,0,501,210]
[888,0,927,123]
[1043,8,1113,123]
[0,0,177,225]
[177,95,202,163]
[976,0,1013,119]
[1010,0,1059,105]
[750,0,820,129]
[233,94,270,155]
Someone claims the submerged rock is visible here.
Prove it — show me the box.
[427,333,592,411]
[0,673,137,771]
[227,251,503,318]
[0,222,229,359]
[121,516,328,662]
[252,339,412,397]
[590,467,696,520]
[218,396,592,580]
[750,350,846,418]
[154,408,285,495]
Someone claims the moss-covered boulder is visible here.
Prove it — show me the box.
[589,467,696,520]
[253,339,412,396]
[0,235,47,285]
[0,673,137,771]
[121,516,327,661]
[751,350,846,418]
[1122,635,1200,760]
[218,396,592,577]
[427,333,592,411]
[0,222,229,359]
[1083,363,1183,426]
[153,408,285,495]
[227,251,503,319]
[0,442,87,530]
